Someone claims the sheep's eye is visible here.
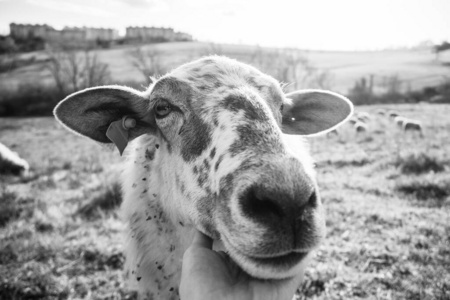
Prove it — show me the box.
[280,104,284,113]
[155,99,172,118]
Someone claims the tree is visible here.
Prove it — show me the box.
[128,47,167,85]
[434,41,450,61]
[45,48,111,96]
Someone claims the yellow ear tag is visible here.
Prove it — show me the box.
[106,116,136,156]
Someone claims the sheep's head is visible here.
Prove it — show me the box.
[54,56,353,279]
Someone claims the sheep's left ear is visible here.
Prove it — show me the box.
[282,90,353,136]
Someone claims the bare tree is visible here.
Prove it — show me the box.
[250,48,334,91]
[45,48,111,96]
[128,47,166,85]
[83,51,110,88]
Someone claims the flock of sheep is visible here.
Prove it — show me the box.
[332,108,424,136]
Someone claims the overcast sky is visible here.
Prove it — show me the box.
[0,0,449,51]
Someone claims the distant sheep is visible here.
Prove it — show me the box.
[326,129,339,138]
[354,121,368,133]
[388,111,399,119]
[403,120,423,136]
[0,142,29,176]
[356,112,371,122]
[394,116,408,128]
[349,117,359,125]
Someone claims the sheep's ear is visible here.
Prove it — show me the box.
[282,90,353,136]
[54,85,156,144]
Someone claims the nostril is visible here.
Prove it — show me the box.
[240,187,285,220]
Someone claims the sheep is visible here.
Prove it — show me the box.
[54,56,354,298]
[0,142,29,176]
[394,116,408,128]
[388,111,399,119]
[326,129,339,138]
[354,121,368,133]
[349,117,359,125]
[356,111,371,122]
[403,119,423,136]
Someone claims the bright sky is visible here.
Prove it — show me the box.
[0,0,449,51]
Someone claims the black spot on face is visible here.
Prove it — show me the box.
[215,154,224,172]
[203,159,210,170]
[210,147,216,159]
[212,115,219,127]
[222,95,268,121]
[197,176,205,188]
[145,149,155,160]
[219,173,235,197]
[137,277,142,281]
[155,144,160,149]
[180,105,212,161]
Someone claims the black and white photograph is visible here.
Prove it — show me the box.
[0,0,449,299]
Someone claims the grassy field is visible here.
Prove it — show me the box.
[1,103,449,299]
[1,42,449,94]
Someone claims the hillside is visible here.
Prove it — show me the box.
[1,42,449,95]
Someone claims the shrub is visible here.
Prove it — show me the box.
[0,83,61,117]
[0,189,35,227]
[76,181,122,219]
[395,175,450,205]
[395,153,446,174]
[0,190,20,227]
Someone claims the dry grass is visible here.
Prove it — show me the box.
[300,103,450,299]
[1,103,449,299]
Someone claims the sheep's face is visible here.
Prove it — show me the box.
[54,56,353,279]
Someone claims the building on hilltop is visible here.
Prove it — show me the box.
[8,23,192,49]
[125,26,192,43]
[10,23,54,40]
[9,23,119,45]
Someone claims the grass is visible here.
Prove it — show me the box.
[75,180,122,220]
[0,189,36,227]
[301,103,450,299]
[394,152,447,174]
[1,103,449,299]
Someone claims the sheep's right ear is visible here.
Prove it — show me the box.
[54,85,156,144]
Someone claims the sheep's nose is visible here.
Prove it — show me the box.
[239,182,317,224]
